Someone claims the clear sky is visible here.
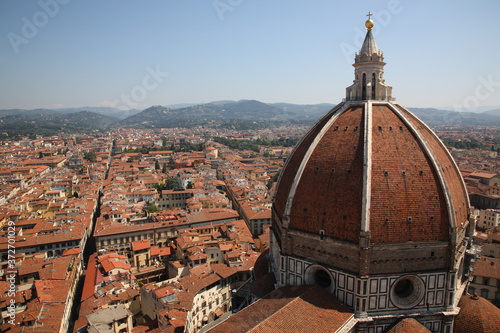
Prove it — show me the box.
[0,0,498,112]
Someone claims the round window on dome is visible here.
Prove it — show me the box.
[390,275,425,309]
[314,269,332,288]
[394,278,414,298]
[305,265,335,293]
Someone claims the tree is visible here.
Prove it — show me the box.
[186,181,193,189]
[83,152,97,162]
[162,163,167,173]
[165,177,183,191]
[155,160,160,170]
[154,183,166,195]
[168,156,175,170]
[38,151,43,159]
[147,204,158,213]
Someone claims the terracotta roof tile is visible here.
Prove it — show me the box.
[473,256,500,279]
[454,294,500,333]
[208,285,354,333]
[386,318,431,333]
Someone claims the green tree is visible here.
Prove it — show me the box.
[165,177,183,191]
[154,183,166,195]
[186,181,193,189]
[83,152,97,162]
[155,160,160,170]
[147,204,158,213]
[168,156,175,170]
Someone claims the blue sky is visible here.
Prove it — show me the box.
[0,0,498,112]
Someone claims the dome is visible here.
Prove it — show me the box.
[274,103,468,243]
[273,101,469,274]
[454,294,500,333]
[272,18,470,276]
[386,318,431,333]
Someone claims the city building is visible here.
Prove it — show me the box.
[468,256,500,305]
[477,208,500,230]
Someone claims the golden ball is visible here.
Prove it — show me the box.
[365,19,374,30]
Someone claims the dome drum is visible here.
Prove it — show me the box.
[275,225,453,276]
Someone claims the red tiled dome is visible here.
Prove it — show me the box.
[454,294,500,333]
[274,102,469,245]
[387,318,431,333]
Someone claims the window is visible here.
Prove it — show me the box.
[481,289,489,299]
[371,73,376,99]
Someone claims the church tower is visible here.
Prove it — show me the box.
[270,16,474,333]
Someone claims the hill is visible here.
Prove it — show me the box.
[115,100,298,129]
[115,100,335,129]
[2,102,500,138]
[0,111,117,140]
[408,108,500,126]
[481,109,500,117]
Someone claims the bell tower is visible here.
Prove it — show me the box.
[346,12,392,101]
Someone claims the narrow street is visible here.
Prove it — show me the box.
[67,143,112,332]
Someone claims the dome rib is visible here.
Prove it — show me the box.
[386,102,456,231]
[395,104,470,230]
[360,101,373,234]
[273,103,345,221]
[283,102,353,221]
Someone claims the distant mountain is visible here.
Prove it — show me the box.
[269,103,335,120]
[0,111,117,139]
[2,102,500,138]
[108,102,500,129]
[52,107,141,120]
[0,108,57,117]
[164,103,201,109]
[0,107,140,120]
[481,109,500,117]
[116,100,295,129]
[408,108,500,126]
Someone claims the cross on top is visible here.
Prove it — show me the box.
[366,12,373,19]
